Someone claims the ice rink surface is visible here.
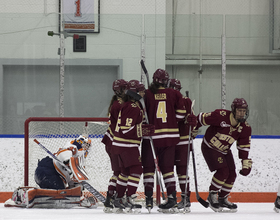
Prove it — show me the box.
[1,202,278,220]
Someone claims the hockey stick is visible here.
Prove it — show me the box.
[191,142,209,208]
[140,59,150,86]
[80,181,106,203]
[187,101,209,208]
[183,100,195,213]
[33,139,72,172]
[126,90,166,201]
[33,139,106,203]
[140,60,162,203]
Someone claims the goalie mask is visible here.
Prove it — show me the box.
[75,135,92,150]
[169,79,182,91]
[231,98,249,123]
[153,69,169,87]
[112,79,127,97]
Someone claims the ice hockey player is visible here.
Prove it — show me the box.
[196,98,252,213]
[5,135,97,208]
[274,182,280,213]
[111,80,154,214]
[102,79,127,213]
[169,79,197,213]
[141,70,186,213]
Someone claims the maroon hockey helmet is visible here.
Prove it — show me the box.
[231,98,249,122]
[169,79,182,91]
[152,69,169,86]
[127,80,145,93]
[112,79,127,96]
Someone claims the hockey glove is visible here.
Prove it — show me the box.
[185,114,197,127]
[142,124,155,137]
[239,158,252,176]
[191,128,199,139]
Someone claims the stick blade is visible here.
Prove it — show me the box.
[198,197,209,208]
[81,181,106,203]
[140,59,148,74]
[125,90,142,101]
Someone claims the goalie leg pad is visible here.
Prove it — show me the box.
[5,186,83,208]
[6,186,99,209]
[28,186,83,208]
[4,186,36,208]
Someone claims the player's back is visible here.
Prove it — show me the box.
[144,87,185,147]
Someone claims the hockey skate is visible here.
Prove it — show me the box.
[274,196,280,213]
[126,194,142,214]
[145,191,153,213]
[103,192,114,213]
[158,191,179,214]
[177,193,191,213]
[113,195,129,213]
[218,196,237,213]
[207,191,221,212]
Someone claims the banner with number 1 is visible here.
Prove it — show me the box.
[62,0,97,32]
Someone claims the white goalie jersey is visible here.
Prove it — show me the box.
[53,136,91,188]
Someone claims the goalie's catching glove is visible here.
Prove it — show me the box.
[142,124,155,137]
[239,158,252,176]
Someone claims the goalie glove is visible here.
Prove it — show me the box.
[69,157,89,183]
[141,124,155,137]
[239,158,253,176]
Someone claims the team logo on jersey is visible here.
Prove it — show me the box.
[229,126,237,135]
[220,121,230,127]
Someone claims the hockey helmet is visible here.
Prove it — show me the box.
[169,79,182,91]
[152,69,169,86]
[127,80,145,93]
[231,98,249,122]
[112,79,127,96]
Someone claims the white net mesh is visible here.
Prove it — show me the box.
[25,117,151,202]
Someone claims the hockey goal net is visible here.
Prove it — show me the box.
[24,117,156,203]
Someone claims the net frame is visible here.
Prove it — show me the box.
[24,117,108,193]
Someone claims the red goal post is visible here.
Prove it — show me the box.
[24,117,155,202]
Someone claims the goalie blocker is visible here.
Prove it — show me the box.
[4,185,98,208]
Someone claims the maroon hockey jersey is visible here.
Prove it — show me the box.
[112,100,144,148]
[101,97,123,146]
[144,88,186,147]
[197,109,251,159]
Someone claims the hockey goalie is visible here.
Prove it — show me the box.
[5,135,98,209]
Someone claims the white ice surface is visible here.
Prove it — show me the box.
[0,202,279,220]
